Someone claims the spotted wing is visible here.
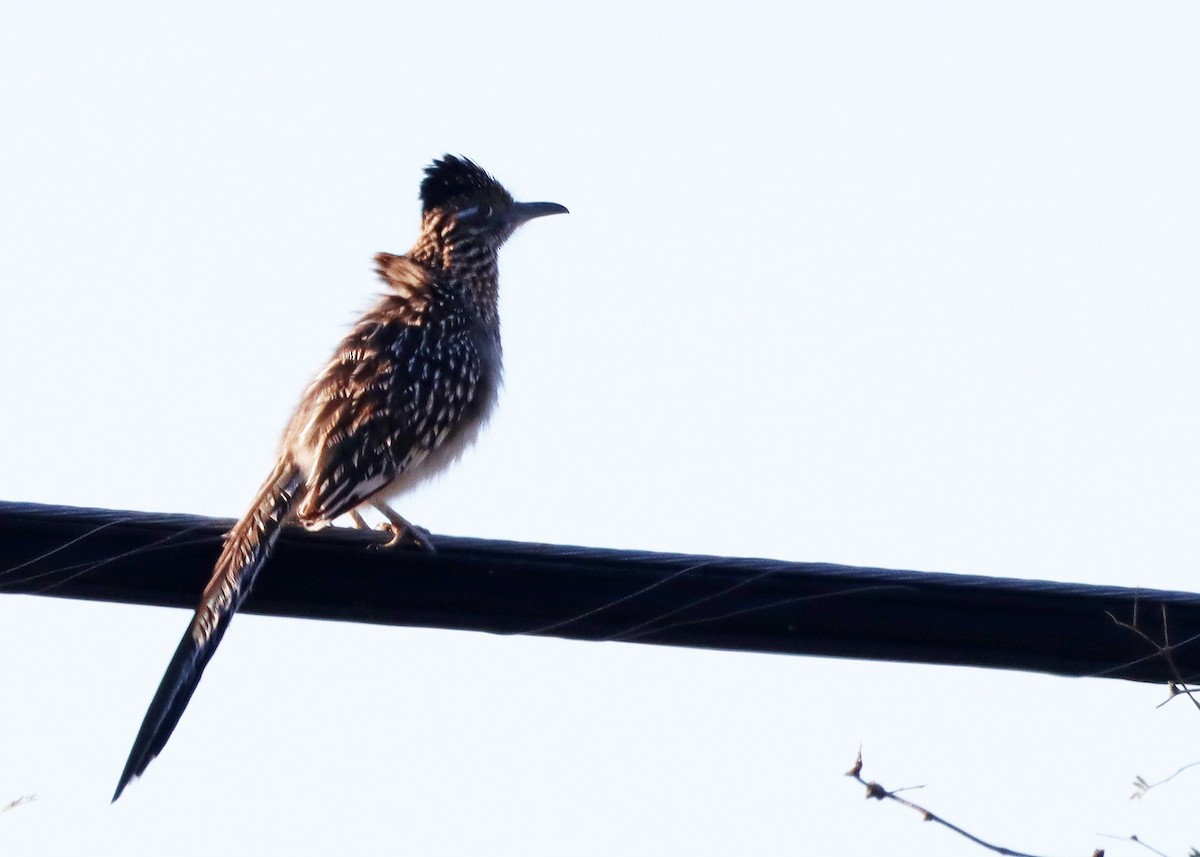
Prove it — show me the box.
[288,297,485,524]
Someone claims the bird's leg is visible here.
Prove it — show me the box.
[349,510,370,530]
[372,502,435,552]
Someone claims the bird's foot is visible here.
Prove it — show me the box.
[377,521,436,552]
[350,503,436,551]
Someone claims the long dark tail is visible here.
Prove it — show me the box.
[113,460,303,801]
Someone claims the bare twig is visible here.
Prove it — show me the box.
[1125,834,1170,857]
[1131,760,1200,800]
[1098,833,1176,857]
[845,750,1102,857]
[1,794,35,815]
[1107,606,1200,714]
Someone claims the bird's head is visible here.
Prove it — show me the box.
[419,155,567,249]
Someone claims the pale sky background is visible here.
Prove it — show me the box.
[2,2,1199,855]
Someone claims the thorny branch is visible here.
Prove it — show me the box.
[846,750,1102,857]
[1107,604,1200,714]
[1105,603,1200,852]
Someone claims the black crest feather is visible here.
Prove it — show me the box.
[420,155,513,214]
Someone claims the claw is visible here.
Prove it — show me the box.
[370,502,436,552]
[377,521,435,552]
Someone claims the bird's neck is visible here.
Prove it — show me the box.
[410,213,502,330]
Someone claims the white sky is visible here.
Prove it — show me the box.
[2,2,1199,855]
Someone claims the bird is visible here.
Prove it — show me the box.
[112,155,567,801]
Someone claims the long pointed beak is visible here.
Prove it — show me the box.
[510,201,569,223]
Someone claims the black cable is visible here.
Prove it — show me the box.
[1,500,1197,684]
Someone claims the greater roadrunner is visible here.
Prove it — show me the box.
[113,155,566,800]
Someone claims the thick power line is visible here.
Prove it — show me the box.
[1,500,1197,684]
